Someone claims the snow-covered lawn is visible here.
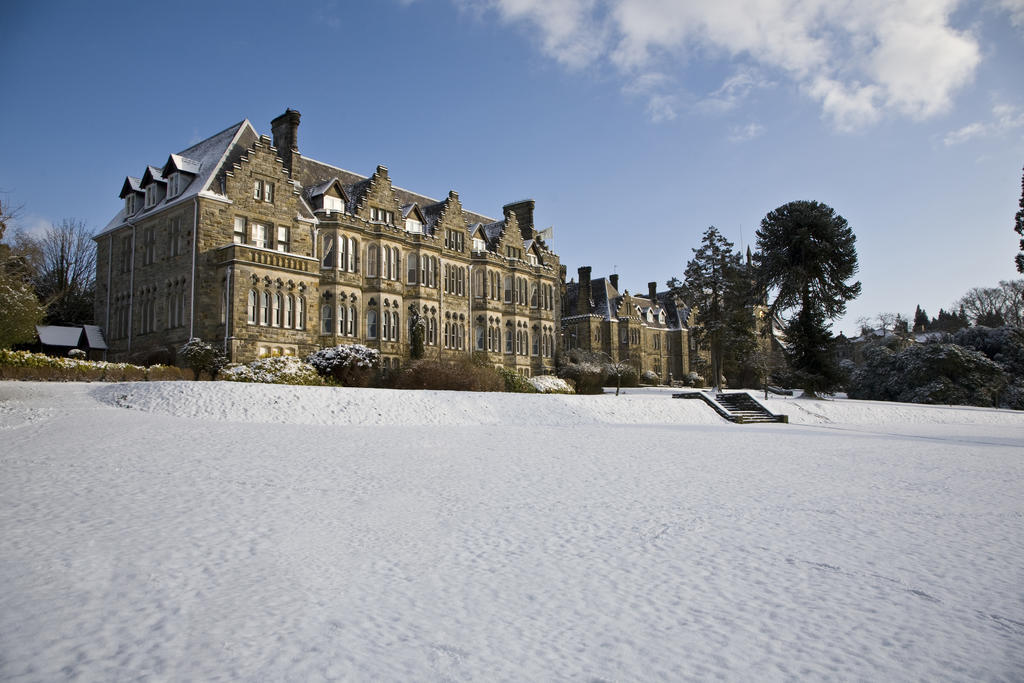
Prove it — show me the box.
[2,381,1022,681]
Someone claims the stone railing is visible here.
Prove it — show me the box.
[216,244,317,273]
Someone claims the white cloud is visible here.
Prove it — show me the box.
[998,0,1024,28]
[476,0,983,129]
[728,122,765,143]
[942,102,1024,145]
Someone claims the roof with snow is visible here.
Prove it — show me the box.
[35,325,108,350]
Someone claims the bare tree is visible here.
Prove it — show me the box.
[15,218,96,325]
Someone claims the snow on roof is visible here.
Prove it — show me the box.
[97,120,255,238]
[82,325,108,350]
[120,176,143,198]
[163,154,202,176]
[36,325,83,347]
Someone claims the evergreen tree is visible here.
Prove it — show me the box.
[1014,165,1023,273]
[756,200,861,396]
[669,226,755,389]
[913,305,929,332]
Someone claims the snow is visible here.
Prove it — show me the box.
[2,382,1023,680]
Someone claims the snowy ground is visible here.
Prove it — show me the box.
[1,381,1023,681]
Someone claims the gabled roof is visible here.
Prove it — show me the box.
[140,165,166,188]
[402,203,426,223]
[119,176,143,199]
[162,153,201,177]
[35,325,108,350]
[98,119,257,238]
[306,177,349,202]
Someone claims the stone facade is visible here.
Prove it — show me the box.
[561,267,696,383]
[95,110,561,375]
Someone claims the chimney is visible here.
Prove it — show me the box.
[648,281,658,302]
[577,266,592,315]
[271,109,301,173]
[609,274,619,291]
[503,199,535,240]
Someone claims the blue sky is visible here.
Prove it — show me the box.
[2,0,1022,335]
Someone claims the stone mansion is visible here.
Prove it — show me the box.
[94,110,562,374]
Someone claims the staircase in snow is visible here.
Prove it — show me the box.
[673,391,788,424]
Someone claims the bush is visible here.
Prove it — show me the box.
[498,366,538,393]
[306,344,380,386]
[679,371,704,388]
[221,356,323,385]
[147,364,186,381]
[68,348,86,359]
[641,370,660,385]
[529,375,574,394]
[557,349,608,395]
[604,365,639,388]
[394,356,504,392]
[848,343,1006,407]
[179,338,227,380]
[0,349,165,382]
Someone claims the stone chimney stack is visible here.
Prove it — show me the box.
[609,274,619,291]
[271,109,301,174]
[503,199,536,240]
[648,281,658,302]
[577,266,592,315]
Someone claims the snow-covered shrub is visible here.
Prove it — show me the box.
[603,364,638,388]
[557,349,608,394]
[529,375,574,394]
[0,349,164,382]
[395,357,504,392]
[178,338,227,380]
[641,370,660,385]
[498,366,537,393]
[67,348,86,359]
[679,371,703,388]
[146,364,186,381]
[221,356,323,386]
[848,343,1006,407]
[952,326,1024,409]
[306,344,379,386]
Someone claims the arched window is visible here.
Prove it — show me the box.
[367,310,378,339]
[382,309,391,340]
[347,237,357,271]
[504,276,513,303]
[443,321,451,349]
[407,252,418,284]
[338,304,347,336]
[297,296,306,330]
[285,295,294,328]
[391,247,400,281]
[260,291,270,326]
[474,269,484,298]
[367,244,379,278]
[349,305,357,336]
[323,235,336,268]
[428,316,437,345]
[506,327,514,353]
[532,330,540,356]
[476,325,485,350]
[272,293,282,327]
[338,237,348,271]
[321,302,333,334]
[392,311,400,341]
[382,246,391,281]
[531,285,539,308]
[248,290,258,324]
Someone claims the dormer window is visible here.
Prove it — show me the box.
[527,253,538,266]
[405,218,423,234]
[144,184,162,208]
[370,207,394,224]
[125,194,137,216]
[167,173,189,198]
[324,195,345,215]
[472,237,486,252]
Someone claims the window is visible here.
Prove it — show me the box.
[406,218,423,233]
[348,305,357,336]
[506,246,521,260]
[248,290,258,324]
[142,227,156,265]
[527,253,538,266]
[251,223,268,249]
[367,310,378,339]
[338,304,347,335]
[382,309,391,340]
[276,226,289,253]
[168,173,189,198]
[297,296,306,329]
[322,235,336,268]
[144,184,162,208]
[261,291,271,326]
[444,230,464,251]
[391,247,400,280]
[370,207,394,224]
[347,237,357,272]
[254,180,274,203]
[407,253,419,284]
[504,276,513,303]
[125,194,137,216]
[532,330,540,356]
[506,327,514,353]
[324,195,345,214]
[476,325,485,350]
[321,302,334,334]
[530,285,538,308]
[367,244,379,277]
[233,216,246,244]
[472,237,486,252]
[272,293,282,327]
[168,217,182,257]
[120,235,132,273]
[285,295,295,328]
